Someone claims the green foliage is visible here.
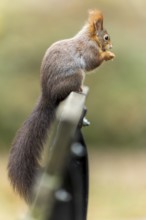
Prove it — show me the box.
[1,0,146,150]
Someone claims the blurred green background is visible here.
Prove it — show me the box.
[1,1,146,220]
[1,0,146,150]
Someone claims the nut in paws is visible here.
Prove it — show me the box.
[105,51,115,61]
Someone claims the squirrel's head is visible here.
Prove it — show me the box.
[88,9,113,51]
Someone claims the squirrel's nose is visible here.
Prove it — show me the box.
[109,44,113,49]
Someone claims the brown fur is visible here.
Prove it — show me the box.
[88,9,104,39]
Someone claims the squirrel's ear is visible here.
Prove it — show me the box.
[88,9,103,32]
[94,18,103,31]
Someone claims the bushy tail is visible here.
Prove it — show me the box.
[8,96,55,202]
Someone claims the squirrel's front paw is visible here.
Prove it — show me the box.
[104,51,115,61]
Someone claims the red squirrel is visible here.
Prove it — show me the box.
[8,9,115,202]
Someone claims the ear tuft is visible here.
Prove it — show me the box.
[88,9,103,21]
[88,9,103,16]
[88,9,103,32]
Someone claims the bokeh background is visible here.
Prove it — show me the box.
[0,0,146,219]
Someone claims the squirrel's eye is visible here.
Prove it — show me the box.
[104,34,109,41]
